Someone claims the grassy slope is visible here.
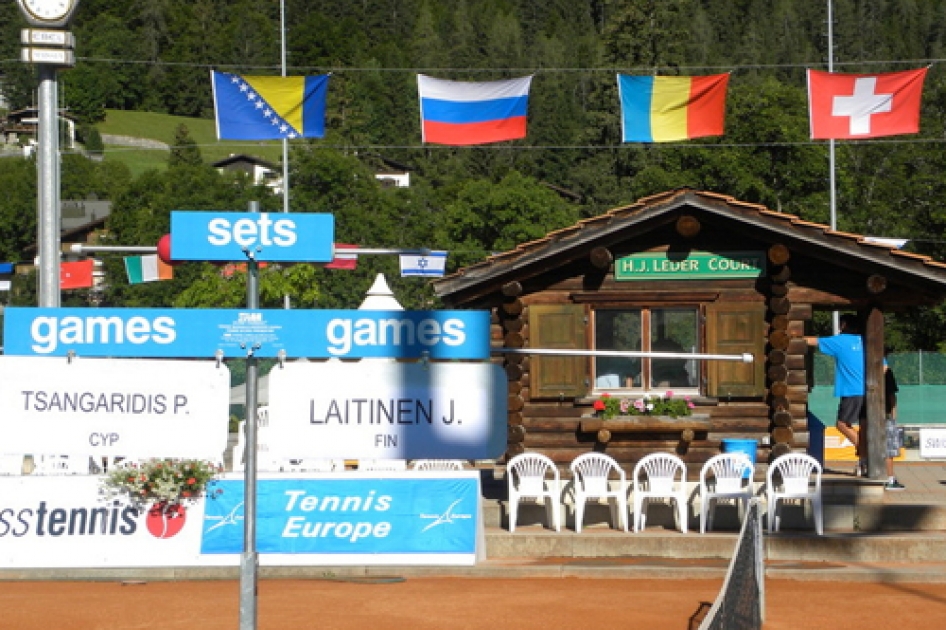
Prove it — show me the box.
[98,110,284,176]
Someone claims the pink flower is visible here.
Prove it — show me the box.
[665,390,674,398]
[634,399,645,411]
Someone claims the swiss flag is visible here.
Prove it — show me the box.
[60,260,94,290]
[808,68,927,139]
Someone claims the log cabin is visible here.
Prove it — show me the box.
[430,189,946,478]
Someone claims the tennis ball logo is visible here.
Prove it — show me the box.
[146,502,187,539]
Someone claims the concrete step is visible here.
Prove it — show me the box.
[484,495,946,533]
[485,527,946,564]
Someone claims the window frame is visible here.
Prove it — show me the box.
[591,304,702,396]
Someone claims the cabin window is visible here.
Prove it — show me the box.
[594,307,700,393]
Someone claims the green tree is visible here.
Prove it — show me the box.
[168,124,202,168]
[436,171,580,268]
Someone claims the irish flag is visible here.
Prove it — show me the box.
[618,74,729,143]
[125,254,173,284]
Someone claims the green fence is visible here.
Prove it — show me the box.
[811,352,946,426]
[814,352,946,386]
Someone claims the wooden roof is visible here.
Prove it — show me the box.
[432,188,946,307]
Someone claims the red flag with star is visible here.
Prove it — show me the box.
[808,68,927,140]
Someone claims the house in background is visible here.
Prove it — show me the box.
[375,170,410,188]
[1,108,77,150]
[212,154,282,195]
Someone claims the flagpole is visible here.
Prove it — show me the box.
[827,0,840,334]
[280,0,291,310]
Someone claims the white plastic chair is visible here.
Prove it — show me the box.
[766,452,823,535]
[507,452,561,532]
[357,459,408,472]
[412,459,466,471]
[632,453,688,533]
[569,452,628,532]
[699,453,755,533]
[32,454,92,476]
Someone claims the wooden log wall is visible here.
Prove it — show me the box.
[494,238,814,477]
[765,244,794,461]
[764,244,815,462]
[499,281,527,459]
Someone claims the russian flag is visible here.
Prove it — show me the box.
[618,74,729,143]
[418,75,533,146]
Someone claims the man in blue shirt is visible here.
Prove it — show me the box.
[807,314,865,474]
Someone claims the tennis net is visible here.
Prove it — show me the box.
[698,498,765,630]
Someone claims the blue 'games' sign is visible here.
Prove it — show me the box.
[2,307,490,359]
[201,477,479,555]
[170,210,335,262]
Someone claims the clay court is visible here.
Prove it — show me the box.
[2,576,946,629]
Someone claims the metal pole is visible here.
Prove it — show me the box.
[280,0,289,216]
[37,64,61,308]
[280,0,291,311]
[494,348,754,363]
[239,200,261,630]
[828,0,840,335]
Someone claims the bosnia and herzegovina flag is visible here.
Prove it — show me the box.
[618,74,729,143]
[418,74,533,145]
[211,70,329,140]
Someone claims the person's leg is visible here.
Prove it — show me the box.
[884,417,905,490]
[836,419,858,447]
[836,397,861,446]
[837,397,864,475]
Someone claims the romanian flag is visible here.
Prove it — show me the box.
[211,71,329,140]
[618,74,729,143]
[418,74,533,145]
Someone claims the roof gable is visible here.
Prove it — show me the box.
[432,188,946,307]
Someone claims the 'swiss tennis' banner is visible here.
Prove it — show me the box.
[0,473,482,568]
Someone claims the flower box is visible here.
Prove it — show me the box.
[579,414,712,444]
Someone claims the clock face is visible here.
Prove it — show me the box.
[20,0,75,22]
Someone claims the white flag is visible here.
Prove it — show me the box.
[399,251,447,277]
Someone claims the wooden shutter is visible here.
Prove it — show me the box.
[705,302,766,397]
[528,304,588,399]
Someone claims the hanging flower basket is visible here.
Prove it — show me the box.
[101,458,222,509]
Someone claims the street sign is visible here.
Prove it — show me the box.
[266,361,508,460]
[2,307,491,360]
[20,47,74,66]
[21,28,76,47]
[170,210,335,262]
[0,356,229,458]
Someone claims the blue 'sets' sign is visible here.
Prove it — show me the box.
[170,210,335,262]
[2,308,490,359]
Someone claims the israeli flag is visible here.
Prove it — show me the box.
[400,251,447,277]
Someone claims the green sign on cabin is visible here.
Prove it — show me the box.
[615,251,766,281]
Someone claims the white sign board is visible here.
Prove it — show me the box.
[267,361,507,460]
[920,428,946,459]
[0,357,229,459]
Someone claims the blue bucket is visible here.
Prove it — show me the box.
[721,438,758,478]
